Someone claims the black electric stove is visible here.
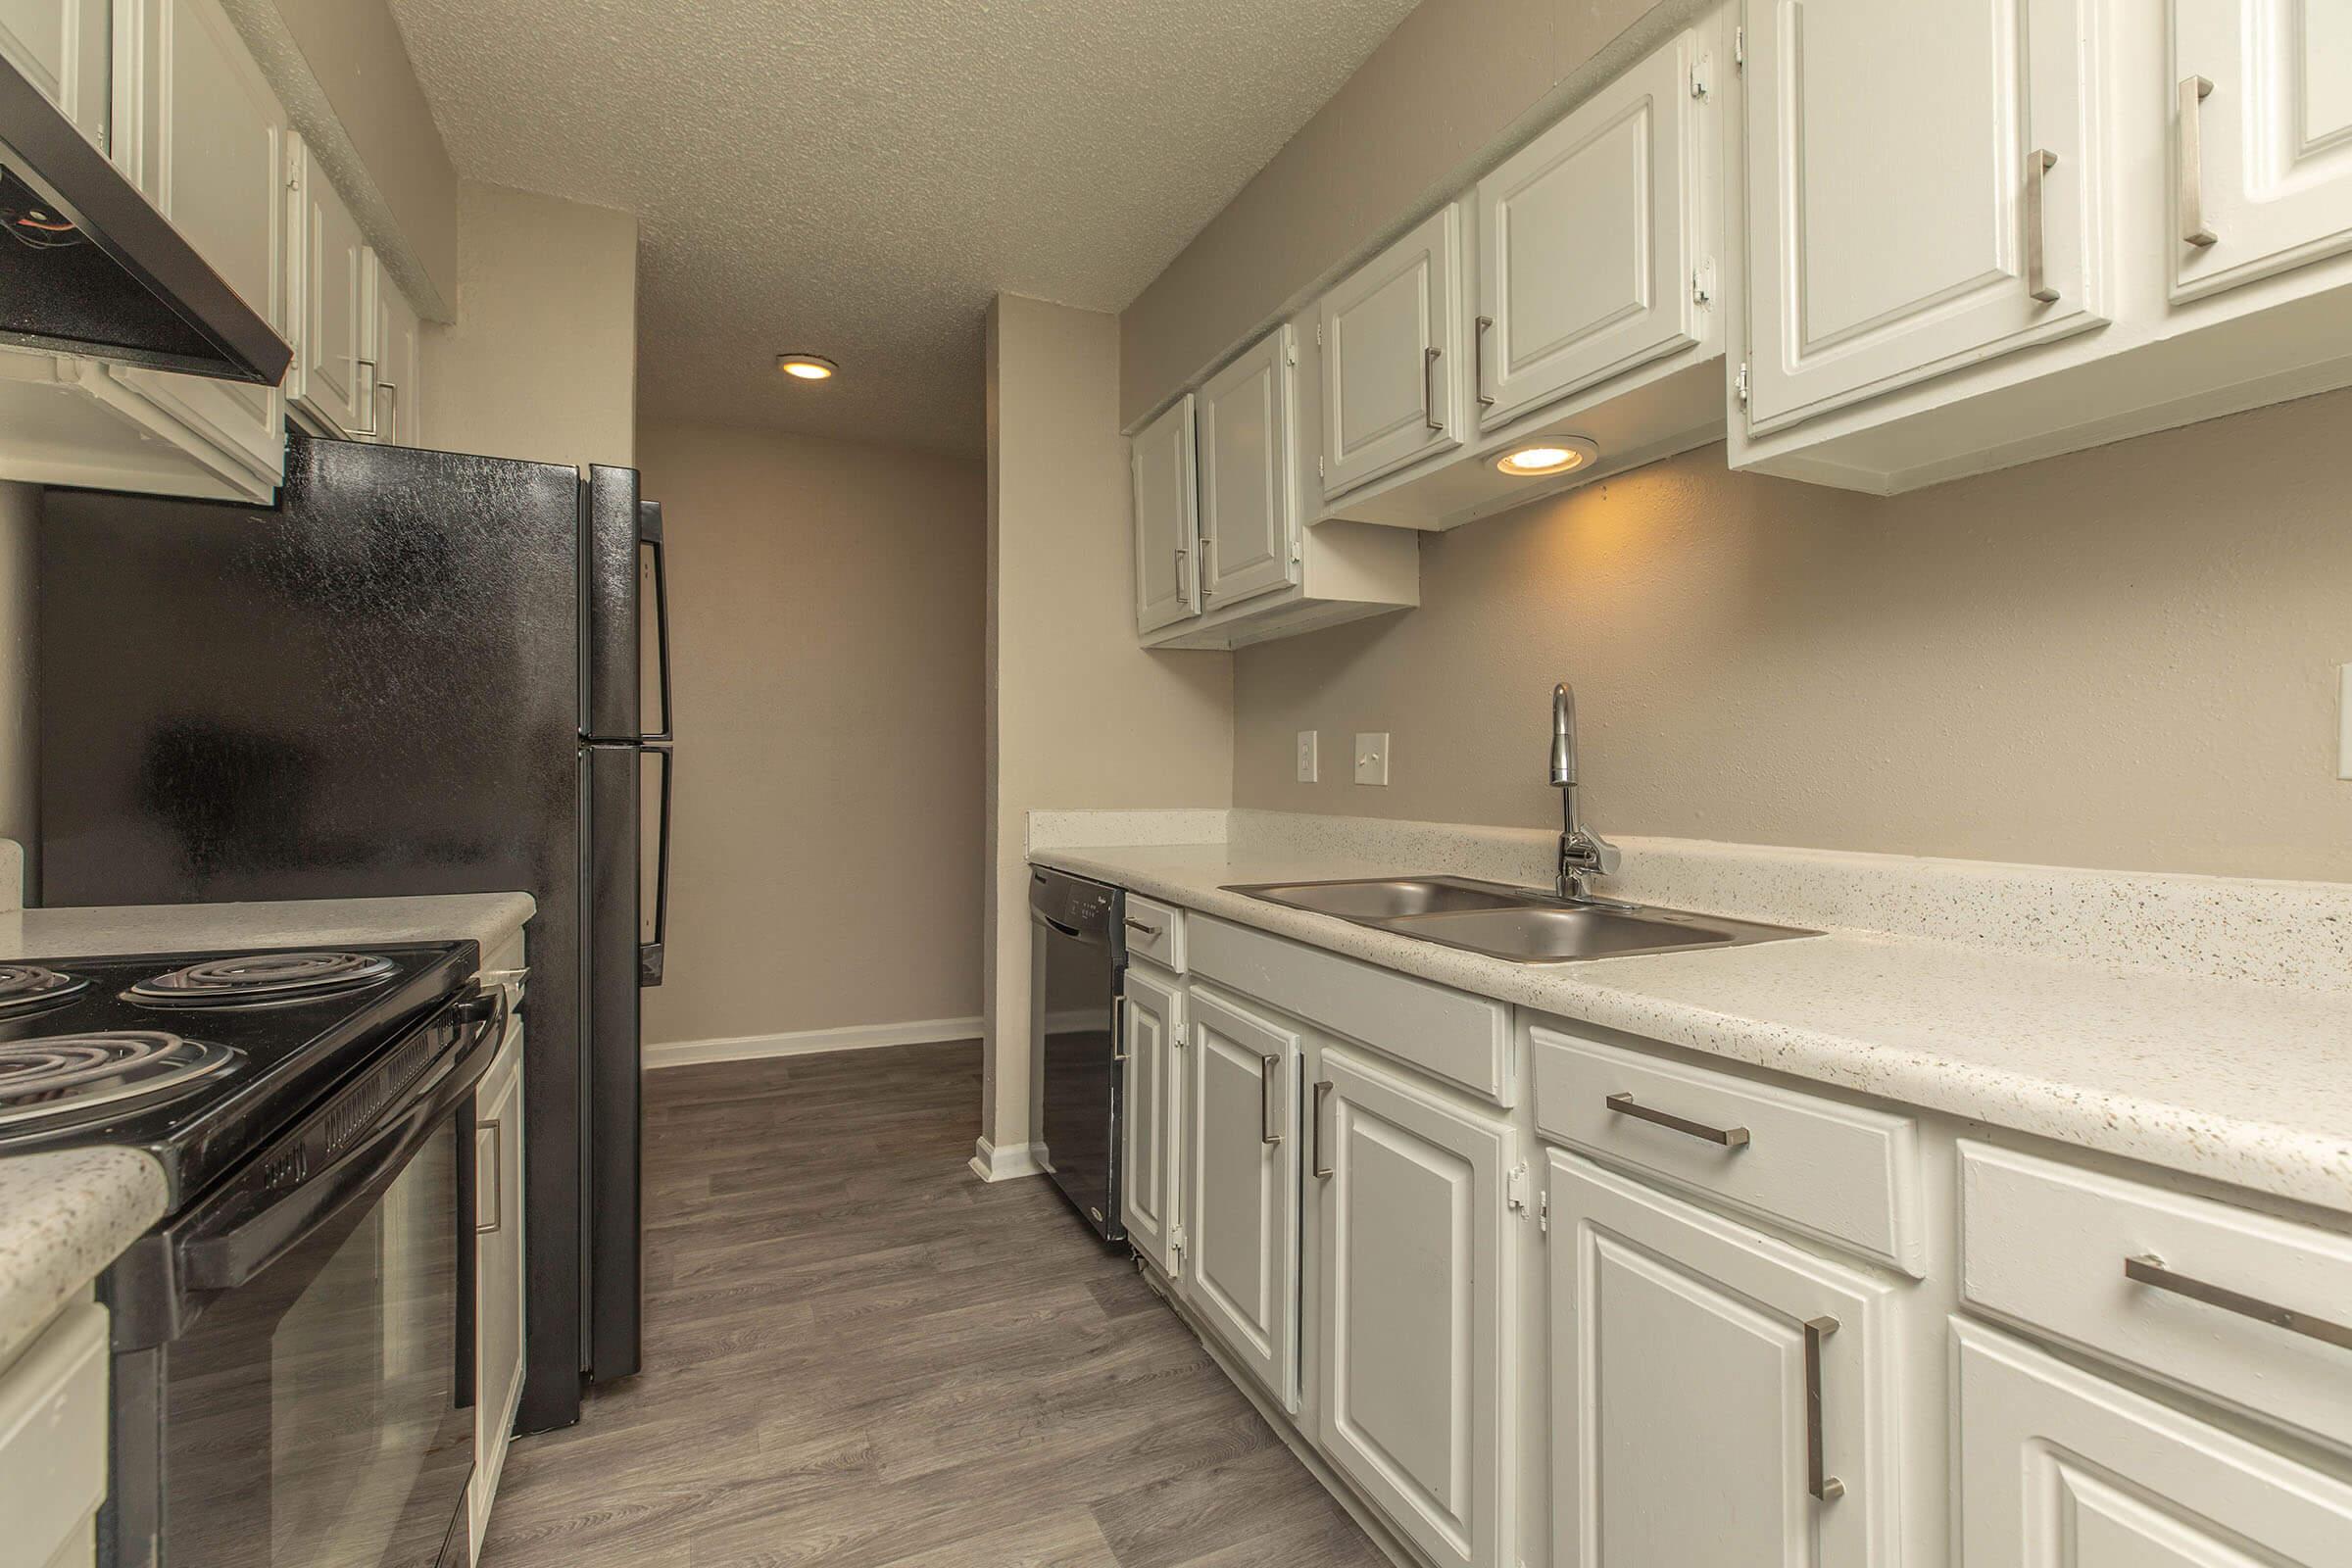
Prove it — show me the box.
[0,941,478,1210]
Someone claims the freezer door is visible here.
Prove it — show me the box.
[582,465,643,742]
[585,741,645,1384]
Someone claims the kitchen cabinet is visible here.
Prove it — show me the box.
[100,0,288,497]
[371,265,423,446]
[1182,983,1300,1412]
[1547,1150,1901,1568]
[1130,394,1200,634]
[2170,0,2352,304]
[0,0,109,147]
[0,1298,108,1568]
[1196,325,1298,606]
[1474,24,1708,426]
[1741,0,2106,436]
[1310,1042,1516,1568]
[1317,204,1464,496]
[470,1009,527,1561]
[1120,963,1183,1278]
[1954,1321,2352,1566]
[288,135,374,439]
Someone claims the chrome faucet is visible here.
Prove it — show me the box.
[1550,682,1620,901]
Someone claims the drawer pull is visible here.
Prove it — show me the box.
[1803,1316,1844,1502]
[475,1118,503,1235]
[1606,1091,1750,1149]
[1122,917,1163,940]
[2126,1254,2352,1351]
[1260,1054,1282,1146]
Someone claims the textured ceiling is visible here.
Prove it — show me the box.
[387,0,1420,456]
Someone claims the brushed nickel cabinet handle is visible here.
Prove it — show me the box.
[1122,917,1162,939]
[1111,1005,1129,1063]
[353,357,380,438]
[1422,345,1443,431]
[1605,1091,1750,1148]
[1474,315,1495,408]
[2180,75,2218,247]
[1199,535,1215,600]
[1260,1054,1282,1145]
[475,1118,502,1234]
[1311,1080,1334,1178]
[1804,1316,1844,1502]
[2025,149,2059,302]
[2126,1254,2352,1350]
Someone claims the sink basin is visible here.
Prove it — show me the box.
[1221,874,1815,964]
[1225,876,1532,921]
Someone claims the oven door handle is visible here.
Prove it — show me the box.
[177,988,508,1294]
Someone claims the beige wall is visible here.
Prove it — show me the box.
[1119,0,1699,426]
[0,484,35,889]
[1234,387,2352,881]
[985,296,1233,1158]
[421,182,638,468]
[634,421,985,1046]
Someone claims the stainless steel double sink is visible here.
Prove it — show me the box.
[1222,875,1815,964]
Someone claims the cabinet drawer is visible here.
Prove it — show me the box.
[1532,1023,1924,1274]
[1120,894,1184,972]
[1189,915,1510,1104]
[1960,1142,2352,1450]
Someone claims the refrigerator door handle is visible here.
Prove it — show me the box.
[640,516,673,746]
[640,744,672,987]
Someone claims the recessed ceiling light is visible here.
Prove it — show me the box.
[776,353,838,381]
[1494,436,1598,477]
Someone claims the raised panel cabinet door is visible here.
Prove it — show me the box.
[1549,1152,1901,1568]
[2172,0,2352,300]
[1183,985,1300,1411]
[291,139,373,436]
[0,0,109,147]
[471,1023,527,1555]
[1131,394,1200,634]
[1477,26,1705,425]
[1744,0,2107,434]
[1953,1321,2352,1566]
[1120,966,1182,1277]
[1312,1044,1515,1568]
[1318,203,1463,496]
[1197,325,1300,607]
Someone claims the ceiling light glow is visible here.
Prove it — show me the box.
[776,353,838,380]
[1494,436,1598,477]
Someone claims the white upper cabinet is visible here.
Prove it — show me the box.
[1197,325,1300,607]
[1476,26,1706,426]
[1131,393,1200,634]
[1549,1151,1903,1568]
[289,136,374,439]
[0,0,109,146]
[1183,984,1301,1413]
[2171,0,2352,302]
[370,261,422,445]
[1312,1044,1515,1568]
[1121,964,1182,1279]
[1318,203,1463,495]
[1743,0,2106,435]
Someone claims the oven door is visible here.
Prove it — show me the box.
[105,988,507,1568]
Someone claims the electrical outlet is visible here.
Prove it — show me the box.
[1296,730,1319,783]
[2339,664,2352,781]
[1353,732,1390,786]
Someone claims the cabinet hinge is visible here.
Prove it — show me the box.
[1734,25,1745,70]
[1316,454,1325,479]
[1690,54,1711,100]
[1507,1161,1532,1217]
[1314,321,1323,347]
[1539,1191,1550,1234]
[1291,541,1304,564]
[1169,1223,1187,1255]
[1735,362,1751,408]
[1692,260,1715,309]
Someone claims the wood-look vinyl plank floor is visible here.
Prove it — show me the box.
[480,1041,1387,1568]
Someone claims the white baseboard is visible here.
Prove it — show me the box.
[644,1015,983,1070]
[968,1135,1046,1182]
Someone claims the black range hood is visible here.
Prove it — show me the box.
[0,58,290,385]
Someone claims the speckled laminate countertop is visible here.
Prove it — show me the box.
[0,1149,166,1365]
[1034,839,2352,1213]
[0,891,536,962]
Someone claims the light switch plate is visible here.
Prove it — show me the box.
[1296,730,1319,783]
[2338,664,2351,780]
[1353,732,1390,786]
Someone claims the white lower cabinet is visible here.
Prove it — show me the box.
[1310,1041,1516,1568]
[0,1298,108,1568]
[1548,1150,1903,1568]
[470,1013,526,1561]
[1182,983,1301,1412]
[1953,1320,2352,1566]
[1121,962,1183,1278]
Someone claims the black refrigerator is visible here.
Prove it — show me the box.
[37,431,674,1435]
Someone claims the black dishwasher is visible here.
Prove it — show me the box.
[1029,867,1125,1240]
